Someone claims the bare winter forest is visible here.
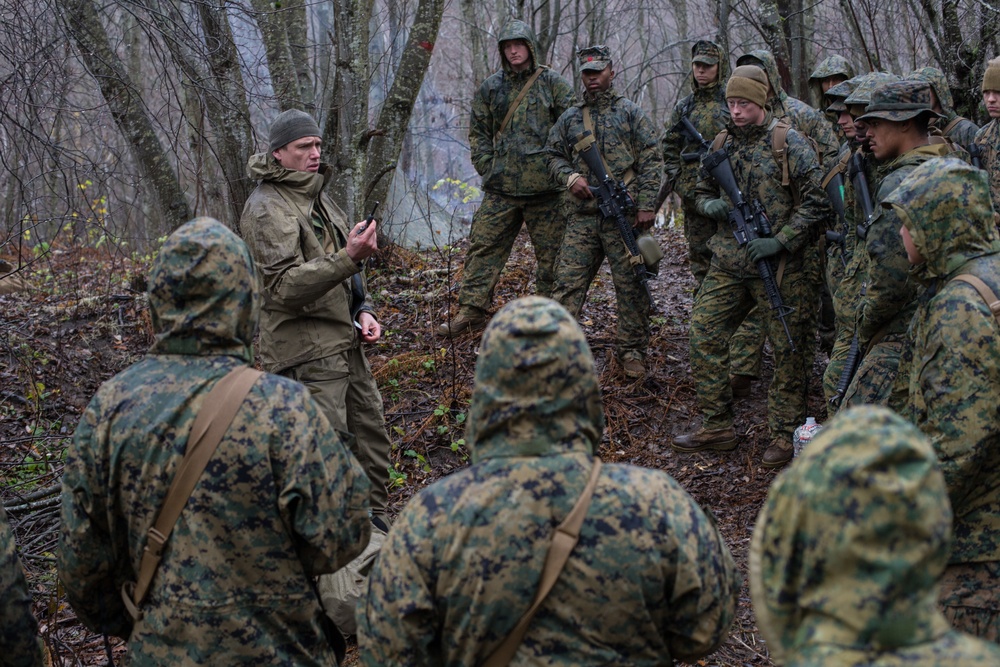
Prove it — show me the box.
[2,0,1000,664]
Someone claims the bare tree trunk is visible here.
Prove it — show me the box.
[461,0,491,86]
[251,0,304,108]
[60,0,191,229]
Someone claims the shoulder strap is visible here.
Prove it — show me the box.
[579,108,634,185]
[710,128,729,152]
[771,118,792,187]
[482,459,603,667]
[121,365,263,620]
[495,67,545,142]
[821,149,851,190]
[951,274,1000,326]
[942,116,964,136]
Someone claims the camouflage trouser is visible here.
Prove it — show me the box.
[282,346,392,518]
[822,258,865,406]
[552,210,650,360]
[690,264,818,441]
[940,560,1000,643]
[457,191,567,315]
[729,306,765,379]
[841,336,908,413]
[682,198,716,287]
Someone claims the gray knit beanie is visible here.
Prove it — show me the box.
[268,109,321,152]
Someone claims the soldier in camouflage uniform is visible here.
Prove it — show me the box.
[439,20,576,337]
[906,67,980,149]
[973,57,1000,214]
[546,46,663,380]
[823,72,900,407]
[661,40,730,286]
[808,54,855,136]
[241,109,393,527]
[672,66,829,467]
[840,81,951,411]
[357,296,739,665]
[59,218,372,663]
[727,49,840,394]
[1,505,44,666]
[751,406,1000,665]
[887,158,1000,642]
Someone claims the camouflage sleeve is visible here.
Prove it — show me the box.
[774,130,830,255]
[240,199,360,312]
[0,506,44,666]
[356,496,438,666]
[809,113,842,174]
[58,398,134,638]
[631,106,664,211]
[548,72,577,122]
[470,79,497,177]
[654,478,740,661]
[914,287,1000,513]
[267,377,372,576]
[661,102,685,189]
[546,109,578,187]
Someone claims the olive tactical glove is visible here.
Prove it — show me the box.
[746,237,785,262]
[701,198,729,222]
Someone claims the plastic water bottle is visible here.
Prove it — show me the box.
[793,417,822,456]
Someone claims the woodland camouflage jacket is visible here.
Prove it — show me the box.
[59,218,371,664]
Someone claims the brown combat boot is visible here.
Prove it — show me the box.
[437,310,487,338]
[622,356,646,380]
[730,374,754,399]
[761,437,793,468]
[672,427,738,453]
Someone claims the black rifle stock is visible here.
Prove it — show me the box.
[672,116,714,163]
[969,142,983,170]
[575,131,652,302]
[824,171,848,268]
[850,152,875,240]
[701,147,796,351]
[829,284,866,408]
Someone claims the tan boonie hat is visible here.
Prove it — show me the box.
[692,41,721,66]
[857,80,944,123]
[579,45,612,72]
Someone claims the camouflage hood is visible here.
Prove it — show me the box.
[497,19,538,74]
[688,39,729,93]
[148,217,259,360]
[906,67,958,122]
[466,297,604,462]
[737,49,785,112]
[884,157,1000,280]
[750,407,953,664]
[808,55,855,105]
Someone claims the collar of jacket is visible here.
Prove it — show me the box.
[582,87,618,108]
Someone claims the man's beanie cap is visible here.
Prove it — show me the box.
[691,40,721,66]
[578,45,612,72]
[726,65,769,108]
[269,109,321,152]
[984,57,1000,92]
[857,80,943,123]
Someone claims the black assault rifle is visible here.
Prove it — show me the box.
[969,142,984,170]
[824,171,848,268]
[575,131,652,303]
[701,147,796,351]
[829,153,874,407]
[673,116,714,164]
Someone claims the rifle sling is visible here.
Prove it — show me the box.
[121,365,262,620]
[495,67,544,143]
[951,274,1000,327]
[482,459,603,667]
[581,106,634,185]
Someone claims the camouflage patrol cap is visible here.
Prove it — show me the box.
[843,72,900,116]
[691,40,721,65]
[578,45,612,72]
[824,74,864,113]
[466,296,604,462]
[858,80,944,123]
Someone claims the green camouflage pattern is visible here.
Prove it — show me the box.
[691,113,828,439]
[662,40,731,283]
[973,119,1000,215]
[59,217,372,663]
[808,55,855,122]
[940,560,1000,642]
[886,157,1000,566]
[1,505,44,666]
[470,20,577,197]
[858,80,941,123]
[844,72,901,108]
[737,50,841,171]
[357,297,739,665]
[751,405,1000,665]
[906,67,980,146]
[547,87,662,359]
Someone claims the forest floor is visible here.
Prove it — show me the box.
[0,218,832,666]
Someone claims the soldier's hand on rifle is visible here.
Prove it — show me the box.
[636,210,655,230]
[567,173,594,200]
[747,237,785,262]
[701,198,728,222]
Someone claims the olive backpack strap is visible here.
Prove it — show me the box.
[951,274,1000,327]
[121,365,262,620]
[481,459,603,667]
[495,66,545,143]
